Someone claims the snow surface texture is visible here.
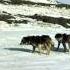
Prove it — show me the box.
[2,0,57,4]
[0,0,70,70]
[0,3,70,18]
[0,22,70,70]
[25,0,57,4]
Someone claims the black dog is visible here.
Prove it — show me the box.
[20,35,54,54]
[55,33,70,52]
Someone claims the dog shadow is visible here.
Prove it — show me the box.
[4,47,39,53]
[53,47,69,52]
[4,48,33,53]
[4,47,68,54]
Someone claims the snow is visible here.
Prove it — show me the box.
[0,4,70,18]
[0,22,70,70]
[25,0,57,4]
[0,0,70,70]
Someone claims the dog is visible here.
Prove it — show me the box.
[38,35,54,55]
[20,35,54,55]
[55,33,70,52]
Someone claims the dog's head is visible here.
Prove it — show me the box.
[55,33,63,42]
[20,37,29,45]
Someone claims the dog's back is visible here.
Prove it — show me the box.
[20,35,54,54]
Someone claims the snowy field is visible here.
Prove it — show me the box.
[0,23,70,70]
[0,0,70,70]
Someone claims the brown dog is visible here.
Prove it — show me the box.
[38,35,54,55]
[55,33,70,52]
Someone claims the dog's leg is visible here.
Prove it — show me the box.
[47,44,52,55]
[41,44,45,54]
[68,42,70,52]
[46,46,50,55]
[56,42,61,51]
[38,44,42,55]
[32,46,36,53]
[31,43,36,53]
[44,43,51,55]
[51,41,54,50]
[62,42,67,52]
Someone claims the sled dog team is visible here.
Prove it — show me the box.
[20,33,70,55]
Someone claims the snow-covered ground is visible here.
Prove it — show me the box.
[0,22,70,70]
[24,0,57,4]
[0,3,70,18]
[0,0,70,70]
[2,0,57,4]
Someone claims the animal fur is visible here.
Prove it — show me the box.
[55,33,70,52]
[20,35,54,55]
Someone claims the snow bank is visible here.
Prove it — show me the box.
[0,4,70,18]
[25,0,57,4]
